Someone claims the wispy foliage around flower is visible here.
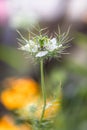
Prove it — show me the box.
[17,26,72,60]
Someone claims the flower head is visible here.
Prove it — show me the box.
[17,26,71,60]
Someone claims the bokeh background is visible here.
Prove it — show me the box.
[0,0,87,130]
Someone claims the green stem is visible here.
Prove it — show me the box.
[40,59,46,122]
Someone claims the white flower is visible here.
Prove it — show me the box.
[36,51,48,57]
[19,38,62,58]
[18,28,65,60]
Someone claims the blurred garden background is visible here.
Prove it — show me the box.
[0,0,87,130]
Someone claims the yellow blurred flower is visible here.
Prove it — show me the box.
[1,77,61,122]
[0,117,18,130]
[0,115,32,130]
[1,78,40,110]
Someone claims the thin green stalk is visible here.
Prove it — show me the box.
[40,59,46,122]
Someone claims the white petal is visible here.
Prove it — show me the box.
[31,45,38,52]
[58,44,62,48]
[29,40,35,45]
[29,40,38,52]
[49,44,58,51]
[36,51,48,57]
[19,44,30,51]
[50,38,56,45]
[46,38,57,51]
[46,42,57,51]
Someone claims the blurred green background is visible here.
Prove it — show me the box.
[0,0,87,130]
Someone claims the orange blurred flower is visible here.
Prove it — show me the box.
[0,115,32,130]
[0,116,19,130]
[1,78,40,110]
[1,77,61,122]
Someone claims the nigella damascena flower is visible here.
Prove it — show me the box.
[19,37,62,58]
[17,27,71,59]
